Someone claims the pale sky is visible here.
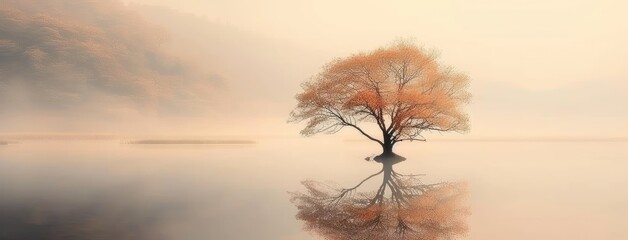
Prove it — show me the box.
[125,0,628,137]
[2,0,627,137]
[128,0,628,89]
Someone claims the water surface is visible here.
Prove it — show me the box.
[0,138,626,239]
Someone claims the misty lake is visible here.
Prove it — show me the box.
[1,138,627,240]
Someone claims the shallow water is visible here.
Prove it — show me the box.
[0,138,627,239]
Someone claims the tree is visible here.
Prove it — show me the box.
[290,42,470,161]
[290,162,469,240]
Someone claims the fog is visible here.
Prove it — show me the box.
[2,1,628,239]
[0,0,320,136]
[1,0,627,137]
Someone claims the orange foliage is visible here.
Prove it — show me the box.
[400,183,470,239]
[291,42,470,148]
[290,172,469,240]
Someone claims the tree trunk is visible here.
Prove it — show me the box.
[382,142,394,157]
[374,137,405,164]
[381,133,394,157]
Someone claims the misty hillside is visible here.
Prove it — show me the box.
[132,4,327,115]
[0,0,324,133]
[0,0,220,112]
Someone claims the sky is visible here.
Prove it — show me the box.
[1,0,627,138]
[128,0,627,87]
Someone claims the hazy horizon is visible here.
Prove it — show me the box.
[2,2,628,239]
[2,0,628,138]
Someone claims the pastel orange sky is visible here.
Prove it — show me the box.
[122,0,628,137]
[2,0,627,138]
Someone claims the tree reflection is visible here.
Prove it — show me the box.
[290,159,469,240]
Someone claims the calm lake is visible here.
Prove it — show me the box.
[0,138,627,239]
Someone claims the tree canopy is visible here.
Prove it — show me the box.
[290,42,470,159]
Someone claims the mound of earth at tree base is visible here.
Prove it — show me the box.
[373,153,407,164]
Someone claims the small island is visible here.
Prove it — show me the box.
[127,140,256,145]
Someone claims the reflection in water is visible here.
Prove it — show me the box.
[0,184,182,240]
[3,140,628,239]
[291,159,469,240]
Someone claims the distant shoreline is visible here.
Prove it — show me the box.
[0,133,115,141]
[126,140,256,145]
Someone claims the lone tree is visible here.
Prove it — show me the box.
[290,42,470,161]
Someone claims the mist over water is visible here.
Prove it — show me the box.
[1,139,627,239]
[2,0,628,239]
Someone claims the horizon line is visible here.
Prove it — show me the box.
[2,132,628,142]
